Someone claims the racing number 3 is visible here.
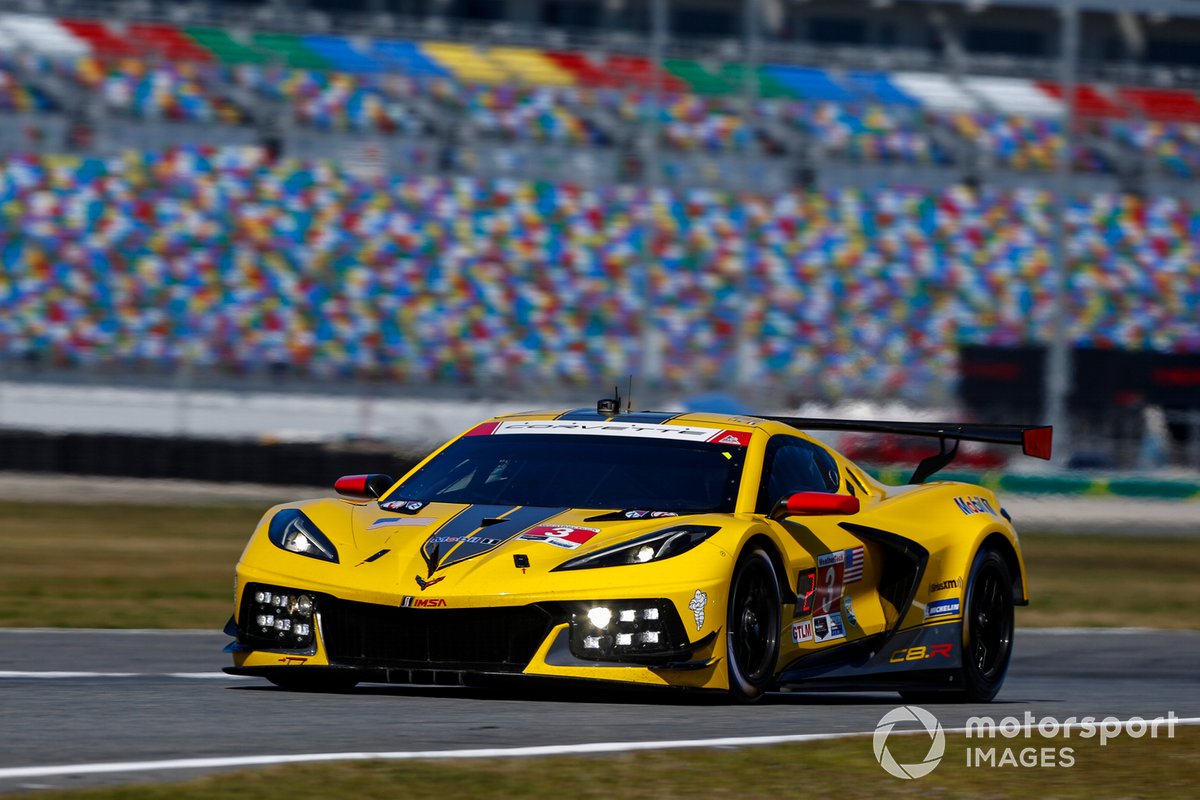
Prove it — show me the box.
[815,561,843,614]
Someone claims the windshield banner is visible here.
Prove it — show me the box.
[467,420,750,446]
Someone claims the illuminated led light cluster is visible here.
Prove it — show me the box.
[242,584,316,649]
[571,601,677,659]
[267,510,339,563]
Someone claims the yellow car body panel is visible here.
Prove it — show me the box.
[226,408,1039,700]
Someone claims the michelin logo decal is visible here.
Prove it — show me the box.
[925,598,961,620]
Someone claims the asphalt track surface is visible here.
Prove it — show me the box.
[0,627,1197,794]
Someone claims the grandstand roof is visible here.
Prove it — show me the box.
[920,0,1200,15]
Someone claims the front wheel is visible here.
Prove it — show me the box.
[726,545,782,703]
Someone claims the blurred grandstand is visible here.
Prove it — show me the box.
[0,0,1199,470]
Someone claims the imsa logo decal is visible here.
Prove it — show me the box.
[401,596,447,608]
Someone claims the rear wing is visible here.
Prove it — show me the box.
[763,416,1053,484]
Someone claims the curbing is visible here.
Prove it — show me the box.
[867,469,1200,501]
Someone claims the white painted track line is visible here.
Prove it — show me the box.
[1,718,1197,780]
[0,671,249,680]
[0,628,221,635]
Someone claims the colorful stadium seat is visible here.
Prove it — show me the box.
[718,63,794,98]
[544,51,618,87]
[370,40,449,76]
[665,59,740,96]
[891,72,981,111]
[1118,87,1200,122]
[128,23,213,62]
[603,54,687,92]
[0,13,89,55]
[843,71,921,106]
[1036,82,1127,118]
[3,150,1198,393]
[184,27,270,64]
[252,33,329,69]
[302,35,382,73]
[58,19,142,57]
[420,41,509,84]
[962,76,1062,117]
[764,66,856,102]
[488,46,575,86]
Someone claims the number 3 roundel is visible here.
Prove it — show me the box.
[518,525,599,550]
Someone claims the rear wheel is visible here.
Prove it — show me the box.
[726,545,782,703]
[266,672,359,693]
[901,547,1014,703]
[960,549,1015,701]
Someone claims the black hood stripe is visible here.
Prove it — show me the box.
[421,505,569,572]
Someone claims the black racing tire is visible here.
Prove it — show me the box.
[901,547,1014,704]
[266,672,359,693]
[960,548,1015,702]
[726,545,782,703]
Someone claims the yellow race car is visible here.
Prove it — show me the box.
[224,397,1051,702]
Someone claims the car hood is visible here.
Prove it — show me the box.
[284,498,715,595]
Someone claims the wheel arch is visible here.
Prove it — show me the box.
[740,532,793,605]
[980,531,1028,606]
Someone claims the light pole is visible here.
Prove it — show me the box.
[735,0,762,392]
[1046,0,1078,463]
[639,0,668,398]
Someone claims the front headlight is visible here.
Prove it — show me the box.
[568,599,689,661]
[267,509,340,563]
[552,525,719,571]
[238,583,317,650]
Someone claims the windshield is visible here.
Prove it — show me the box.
[387,433,747,512]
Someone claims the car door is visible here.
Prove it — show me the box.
[758,435,886,649]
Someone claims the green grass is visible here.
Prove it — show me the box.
[10,729,1198,799]
[0,501,259,629]
[0,501,1196,629]
[1018,532,1200,629]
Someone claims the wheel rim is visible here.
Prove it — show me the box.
[969,562,1013,681]
[731,559,778,684]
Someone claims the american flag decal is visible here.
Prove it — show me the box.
[844,546,864,583]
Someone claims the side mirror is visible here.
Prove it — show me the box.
[770,491,860,520]
[334,474,394,500]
